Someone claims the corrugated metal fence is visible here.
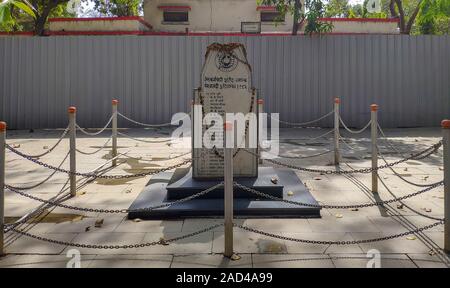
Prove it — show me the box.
[0,35,449,129]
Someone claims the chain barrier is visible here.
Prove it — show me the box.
[12,126,69,158]
[10,223,222,249]
[5,182,223,213]
[377,123,442,160]
[6,143,191,179]
[339,117,372,134]
[377,176,445,222]
[118,111,188,128]
[378,149,443,188]
[75,115,113,136]
[234,181,443,209]
[117,131,172,144]
[244,141,442,175]
[76,137,112,155]
[5,152,70,191]
[235,221,443,245]
[269,110,334,127]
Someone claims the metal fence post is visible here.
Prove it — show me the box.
[442,119,450,253]
[334,98,340,165]
[258,99,264,164]
[224,121,234,258]
[68,107,77,197]
[112,100,118,167]
[371,104,379,194]
[0,122,6,256]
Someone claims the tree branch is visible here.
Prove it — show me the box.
[405,0,423,34]
[394,0,406,33]
[389,0,398,17]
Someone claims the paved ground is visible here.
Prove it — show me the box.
[1,126,449,268]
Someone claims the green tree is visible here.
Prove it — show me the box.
[328,0,389,18]
[416,0,450,34]
[258,0,333,35]
[325,0,351,17]
[0,0,75,35]
[89,0,141,16]
[0,0,36,31]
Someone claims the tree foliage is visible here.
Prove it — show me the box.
[258,0,333,35]
[0,0,74,34]
[89,0,141,17]
[323,0,449,34]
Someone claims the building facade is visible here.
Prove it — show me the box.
[143,0,295,33]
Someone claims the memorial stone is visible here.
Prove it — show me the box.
[193,43,258,179]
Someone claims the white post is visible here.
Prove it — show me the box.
[112,100,118,167]
[334,98,340,165]
[0,122,6,256]
[224,121,234,258]
[371,104,378,194]
[258,99,264,165]
[68,107,77,197]
[442,119,450,254]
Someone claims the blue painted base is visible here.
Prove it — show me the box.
[128,167,321,219]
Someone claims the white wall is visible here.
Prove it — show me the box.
[49,19,151,32]
[322,19,400,34]
[143,0,295,33]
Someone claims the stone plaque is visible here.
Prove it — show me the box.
[192,43,258,179]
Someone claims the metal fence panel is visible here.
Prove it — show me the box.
[0,35,449,129]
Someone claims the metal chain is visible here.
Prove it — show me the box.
[76,137,112,155]
[234,181,443,209]
[377,176,445,221]
[235,221,443,245]
[10,223,222,249]
[339,117,372,134]
[5,152,70,190]
[117,131,172,144]
[75,115,113,136]
[243,141,442,175]
[12,126,69,158]
[269,110,334,127]
[118,111,187,128]
[377,123,441,160]
[379,150,443,187]
[5,182,223,213]
[6,144,191,179]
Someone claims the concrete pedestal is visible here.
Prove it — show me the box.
[128,167,321,219]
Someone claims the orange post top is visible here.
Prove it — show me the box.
[224,122,233,131]
[0,121,6,132]
[441,120,450,129]
[112,99,119,105]
[334,98,340,104]
[370,104,378,112]
[257,99,264,105]
[68,106,77,113]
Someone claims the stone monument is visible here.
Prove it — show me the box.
[193,43,258,178]
[128,43,320,219]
